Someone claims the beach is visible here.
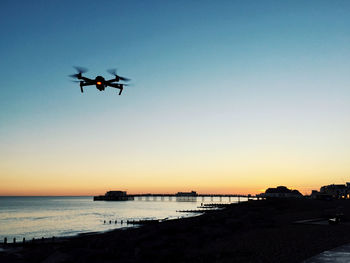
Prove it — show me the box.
[2,198,350,262]
[0,196,212,241]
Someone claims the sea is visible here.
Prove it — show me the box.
[0,196,245,243]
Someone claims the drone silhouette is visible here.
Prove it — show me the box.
[69,67,130,95]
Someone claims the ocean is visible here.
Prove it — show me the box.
[0,196,245,242]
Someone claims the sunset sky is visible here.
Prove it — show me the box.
[1,0,349,196]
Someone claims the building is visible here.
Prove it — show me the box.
[311,183,350,200]
[310,190,332,200]
[94,190,134,201]
[175,191,198,197]
[260,186,303,198]
[106,191,127,197]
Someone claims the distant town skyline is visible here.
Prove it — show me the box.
[1,0,350,196]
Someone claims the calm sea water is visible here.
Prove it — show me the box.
[0,196,244,242]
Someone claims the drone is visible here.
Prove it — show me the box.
[69,67,130,95]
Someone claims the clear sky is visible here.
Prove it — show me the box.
[1,0,349,195]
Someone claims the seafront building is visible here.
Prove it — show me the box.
[311,183,350,200]
[257,186,303,199]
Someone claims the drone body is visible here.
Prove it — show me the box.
[70,67,130,95]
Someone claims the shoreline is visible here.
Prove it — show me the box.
[0,196,216,245]
[2,199,350,262]
[0,212,205,248]
[0,209,208,252]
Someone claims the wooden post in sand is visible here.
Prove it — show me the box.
[4,237,7,244]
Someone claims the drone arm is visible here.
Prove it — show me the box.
[80,82,95,87]
[106,78,119,83]
[107,83,123,95]
[79,82,95,93]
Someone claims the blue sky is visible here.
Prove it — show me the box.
[1,0,350,195]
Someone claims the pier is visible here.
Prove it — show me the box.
[94,190,252,201]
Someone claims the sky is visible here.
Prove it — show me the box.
[0,0,349,196]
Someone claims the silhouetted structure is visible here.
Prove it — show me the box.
[311,183,350,200]
[94,191,134,201]
[94,190,249,201]
[258,186,303,198]
[175,191,198,197]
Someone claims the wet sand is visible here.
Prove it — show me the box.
[2,198,350,263]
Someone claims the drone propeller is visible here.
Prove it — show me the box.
[69,66,88,79]
[74,66,88,73]
[107,68,130,81]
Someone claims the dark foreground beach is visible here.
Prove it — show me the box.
[2,198,350,263]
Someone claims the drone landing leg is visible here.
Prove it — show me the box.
[119,88,123,95]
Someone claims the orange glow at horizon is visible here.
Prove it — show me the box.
[1,159,345,196]
[1,91,349,197]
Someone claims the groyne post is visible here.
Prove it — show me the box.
[4,237,7,244]
[13,237,16,244]
[23,237,25,244]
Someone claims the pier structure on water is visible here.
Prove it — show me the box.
[94,190,252,202]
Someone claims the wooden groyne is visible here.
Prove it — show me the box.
[1,236,57,246]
